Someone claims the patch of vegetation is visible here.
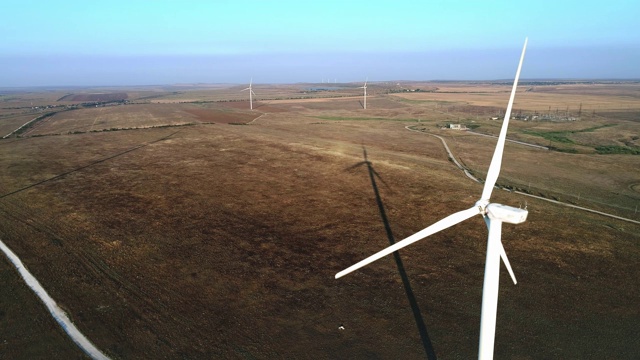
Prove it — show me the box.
[18,122,198,138]
[313,116,419,122]
[523,130,573,143]
[581,124,617,132]
[548,146,579,153]
[523,124,617,145]
[594,145,640,155]
[393,97,456,106]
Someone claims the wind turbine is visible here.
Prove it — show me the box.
[336,38,529,360]
[241,78,256,110]
[359,78,368,109]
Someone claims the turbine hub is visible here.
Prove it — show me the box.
[475,199,490,215]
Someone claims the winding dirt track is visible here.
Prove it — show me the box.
[3,115,43,138]
[405,126,640,225]
[0,239,110,360]
[406,126,478,182]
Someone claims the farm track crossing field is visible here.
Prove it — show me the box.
[0,83,638,359]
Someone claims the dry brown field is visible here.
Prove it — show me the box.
[18,103,260,137]
[393,83,640,113]
[0,82,638,359]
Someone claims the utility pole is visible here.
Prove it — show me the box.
[578,102,582,118]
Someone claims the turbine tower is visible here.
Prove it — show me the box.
[336,38,529,360]
[359,79,368,109]
[241,78,256,110]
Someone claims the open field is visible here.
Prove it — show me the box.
[0,82,638,359]
[17,104,260,137]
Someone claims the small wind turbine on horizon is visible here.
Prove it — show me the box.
[241,78,256,110]
[336,38,529,360]
[359,78,368,109]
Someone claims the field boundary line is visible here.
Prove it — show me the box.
[246,112,267,124]
[466,129,549,150]
[0,130,180,199]
[405,126,640,226]
[3,115,43,139]
[0,238,110,359]
[513,191,640,225]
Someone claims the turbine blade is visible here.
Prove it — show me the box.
[241,88,250,91]
[345,162,367,171]
[499,240,517,285]
[371,168,391,189]
[335,206,480,279]
[484,217,517,285]
[480,38,528,201]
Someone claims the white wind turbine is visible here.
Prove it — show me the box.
[359,78,368,109]
[336,38,528,360]
[241,78,256,110]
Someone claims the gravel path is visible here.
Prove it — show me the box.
[405,125,640,225]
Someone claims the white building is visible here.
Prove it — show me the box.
[448,123,467,130]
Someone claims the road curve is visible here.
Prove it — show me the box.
[466,130,549,150]
[513,191,640,225]
[0,239,111,360]
[405,126,480,182]
[405,126,640,226]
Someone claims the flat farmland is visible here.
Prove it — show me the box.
[436,128,640,215]
[0,113,42,137]
[392,82,640,113]
[0,83,638,359]
[15,103,260,136]
[138,83,369,104]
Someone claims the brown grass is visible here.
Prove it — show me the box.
[14,104,264,136]
[0,83,638,359]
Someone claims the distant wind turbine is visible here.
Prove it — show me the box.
[241,78,256,110]
[359,78,368,109]
[336,38,529,360]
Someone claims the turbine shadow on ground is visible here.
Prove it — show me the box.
[346,147,437,360]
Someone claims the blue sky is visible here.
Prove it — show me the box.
[1,0,639,86]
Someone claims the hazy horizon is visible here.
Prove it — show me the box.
[2,0,639,87]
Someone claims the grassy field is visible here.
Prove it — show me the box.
[0,82,638,359]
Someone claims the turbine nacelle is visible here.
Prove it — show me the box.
[486,203,528,224]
